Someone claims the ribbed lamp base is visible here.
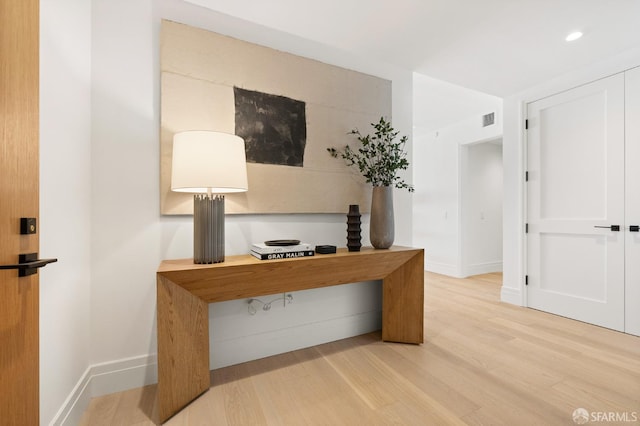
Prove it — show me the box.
[193,194,225,264]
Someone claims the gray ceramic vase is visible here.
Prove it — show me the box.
[370,186,394,249]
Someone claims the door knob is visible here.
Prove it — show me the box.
[594,225,620,231]
[0,253,57,277]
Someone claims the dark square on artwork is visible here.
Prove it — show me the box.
[234,87,307,167]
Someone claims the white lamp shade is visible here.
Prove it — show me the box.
[171,131,248,193]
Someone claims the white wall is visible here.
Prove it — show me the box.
[81,0,414,410]
[413,127,460,276]
[413,73,504,131]
[90,0,160,369]
[39,0,91,424]
[414,111,502,277]
[461,141,503,276]
[413,73,502,278]
[40,0,92,424]
[38,0,415,422]
[501,47,640,305]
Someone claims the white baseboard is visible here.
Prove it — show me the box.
[500,286,523,306]
[51,312,381,424]
[427,261,503,279]
[90,354,158,398]
[51,355,157,426]
[49,366,91,426]
[425,261,463,278]
[462,261,503,277]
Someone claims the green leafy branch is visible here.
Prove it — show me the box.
[328,117,414,192]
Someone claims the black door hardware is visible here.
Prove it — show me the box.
[630,225,640,232]
[594,225,620,231]
[20,217,37,234]
[0,253,57,277]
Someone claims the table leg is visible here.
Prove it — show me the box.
[382,251,424,344]
[157,275,210,423]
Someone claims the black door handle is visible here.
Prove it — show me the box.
[0,253,57,277]
[630,225,640,232]
[594,225,620,231]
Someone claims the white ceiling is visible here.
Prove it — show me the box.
[183,0,640,97]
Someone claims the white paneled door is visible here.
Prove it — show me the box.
[526,74,626,331]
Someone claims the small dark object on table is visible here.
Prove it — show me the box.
[315,245,337,254]
[264,239,301,246]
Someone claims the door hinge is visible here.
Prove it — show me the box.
[525,223,529,233]
[525,119,529,130]
[525,275,529,286]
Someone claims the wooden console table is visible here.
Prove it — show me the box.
[156,246,424,423]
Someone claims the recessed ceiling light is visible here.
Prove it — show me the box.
[566,31,583,42]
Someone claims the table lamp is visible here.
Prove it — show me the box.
[171,130,248,263]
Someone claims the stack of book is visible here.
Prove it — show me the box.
[250,242,315,260]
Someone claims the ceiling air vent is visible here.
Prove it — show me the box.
[482,112,495,127]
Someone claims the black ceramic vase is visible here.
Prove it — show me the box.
[346,204,362,252]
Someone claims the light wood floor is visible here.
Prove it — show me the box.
[80,272,640,425]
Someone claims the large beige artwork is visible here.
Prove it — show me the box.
[160,20,392,214]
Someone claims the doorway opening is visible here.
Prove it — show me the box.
[460,138,503,281]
